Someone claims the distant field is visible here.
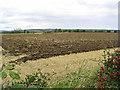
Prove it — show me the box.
[2,32,118,63]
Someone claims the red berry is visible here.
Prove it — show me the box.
[100,76,104,79]
[97,74,100,76]
[110,73,114,77]
[101,80,103,82]
[101,66,104,70]
[105,79,107,81]
[97,79,100,81]
[111,62,114,64]
[97,85,101,88]
[115,61,117,64]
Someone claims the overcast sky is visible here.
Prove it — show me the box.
[0,0,119,30]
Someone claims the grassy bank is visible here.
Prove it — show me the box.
[2,47,118,88]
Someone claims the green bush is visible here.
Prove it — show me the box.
[5,70,51,88]
[114,30,117,33]
[107,30,111,33]
[96,49,120,88]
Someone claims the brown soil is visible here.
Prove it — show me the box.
[2,33,118,63]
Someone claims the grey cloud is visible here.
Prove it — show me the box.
[105,3,118,9]
[0,21,9,24]
[22,18,42,22]
[0,7,16,17]
[0,1,118,30]
[49,14,117,29]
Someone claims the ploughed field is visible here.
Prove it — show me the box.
[2,32,118,63]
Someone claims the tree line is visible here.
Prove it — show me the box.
[45,29,118,33]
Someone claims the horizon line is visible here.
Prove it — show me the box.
[0,28,118,31]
